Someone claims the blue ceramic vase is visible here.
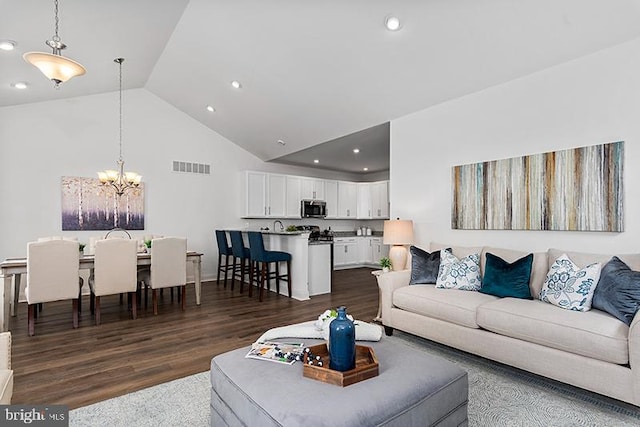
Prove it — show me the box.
[329,306,356,371]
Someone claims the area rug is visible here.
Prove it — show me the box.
[70,331,640,426]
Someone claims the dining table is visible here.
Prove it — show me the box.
[0,251,203,332]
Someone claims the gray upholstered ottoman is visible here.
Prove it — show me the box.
[210,336,468,426]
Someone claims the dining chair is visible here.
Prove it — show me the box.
[215,230,234,288]
[247,232,291,302]
[140,237,188,315]
[88,239,138,325]
[229,230,252,295]
[25,240,80,336]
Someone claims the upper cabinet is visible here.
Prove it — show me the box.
[242,171,388,220]
[356,181,389,219]
[285,176,302,218]
[371,181,389,219]
[337,181,357,218]
[300,178,325,200]
[324,180,338,219]
[242,171,286,218]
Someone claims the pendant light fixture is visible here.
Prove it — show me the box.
[98,58,142,197]
[23,0,86,88]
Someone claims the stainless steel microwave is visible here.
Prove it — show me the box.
[301,200,327,218]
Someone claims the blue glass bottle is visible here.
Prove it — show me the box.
[329,306,356,371]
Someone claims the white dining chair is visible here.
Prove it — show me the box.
[26,240,80,336]
[89,239,138,325]
[140,237,187,315]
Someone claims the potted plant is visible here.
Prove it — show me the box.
[379,257,392,273]
[78,243,86,255]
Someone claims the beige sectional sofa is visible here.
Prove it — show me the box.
[377,243,640,406]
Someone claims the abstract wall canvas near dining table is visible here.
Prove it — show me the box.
[61,176,145,231]
[451,141,624,231]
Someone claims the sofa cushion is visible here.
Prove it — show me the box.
[592,256,640,326]
[477,298,628,364]
[393,284,498,328]
[480,252,533,299]
[482,247,548,298]
[409,246,442,285]
[539,254,601,311]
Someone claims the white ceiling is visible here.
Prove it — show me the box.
[3,0,640,173]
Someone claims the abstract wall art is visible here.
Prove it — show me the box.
[451,141,624,232]
[61,176,145,231]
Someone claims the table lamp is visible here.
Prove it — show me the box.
[383,219,414,271]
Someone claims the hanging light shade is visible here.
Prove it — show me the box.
[98,58,142,197]
[23,0,86,88]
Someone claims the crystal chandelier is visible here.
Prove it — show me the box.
[23,0,86,88]
[98,58,142,196]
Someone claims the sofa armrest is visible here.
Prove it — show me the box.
[0,332,11,370]
[376,270,411,325]
[628,311,640,403]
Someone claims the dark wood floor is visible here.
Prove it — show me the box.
[9,267,379,409]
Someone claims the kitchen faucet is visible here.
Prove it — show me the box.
[273,220,284,231]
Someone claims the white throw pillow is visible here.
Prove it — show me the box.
[436,249,482,291]
[539,253,601,311]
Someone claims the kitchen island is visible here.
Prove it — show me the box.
[235,230,332,301]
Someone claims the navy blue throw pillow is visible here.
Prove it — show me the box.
[592,257,640,326]
[409,246,442,285]
[480,252,533,299]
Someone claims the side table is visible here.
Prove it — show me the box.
[371,270,384,322]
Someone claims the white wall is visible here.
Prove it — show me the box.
[0,89,374,279]
[391,37,640,254]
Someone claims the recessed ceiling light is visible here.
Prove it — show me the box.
[385,15,402,31]
[0,40,16,51]
[12,82,28,89]
[206,105,215,112]
[313,159,319,164]
[231,80,242,89]
[363,167,369,171]
[353,148,360,153]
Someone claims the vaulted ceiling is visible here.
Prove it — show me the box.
[3,0,640,173]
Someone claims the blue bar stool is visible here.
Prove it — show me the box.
[247,232,292,302]
[229,231,253,296]
[215,230,234,288]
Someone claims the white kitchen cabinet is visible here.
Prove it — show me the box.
[371,181,389,219]
[324,180,338,218]
[356,181,389,219]
[333,237,358,268]
[337,181,357,218]
[244,171,267,217]
[285,176,302,218]
[242,171,286,218]
[355,236,389,265]
[301,178,325,200]
[267,174,287,217]
[370,237,389,264]
[356,183,372,219]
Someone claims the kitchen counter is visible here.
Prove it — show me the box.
[333,231,384,237]
[257,230,302,235]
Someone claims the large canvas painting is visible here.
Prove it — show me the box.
[451,141,624,232]
[61,176,145,231]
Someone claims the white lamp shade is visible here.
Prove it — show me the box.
[23,52,86,83]
[383,220,414,245]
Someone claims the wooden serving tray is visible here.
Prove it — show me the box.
[303,343,379,386]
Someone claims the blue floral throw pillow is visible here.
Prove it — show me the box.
[539,254,602,311]
[436,249,481,291]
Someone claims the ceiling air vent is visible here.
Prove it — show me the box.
[172,160,211,175]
